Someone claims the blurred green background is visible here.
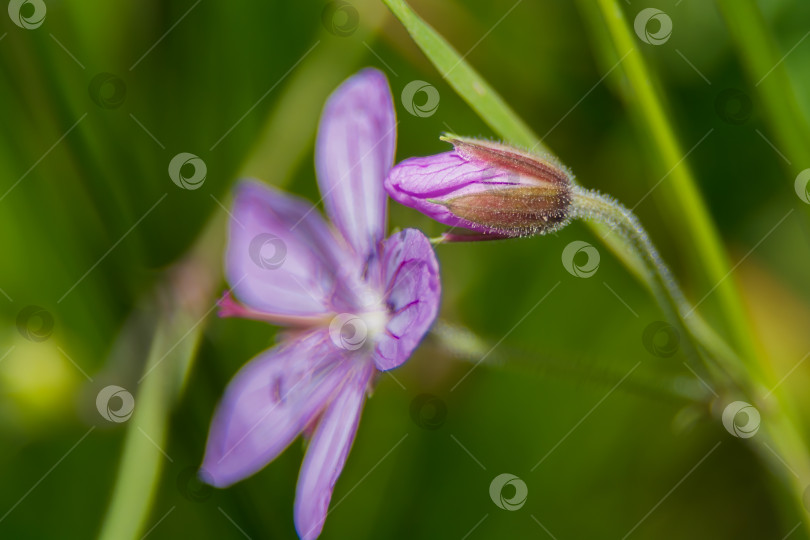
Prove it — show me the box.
[2,0,810,538]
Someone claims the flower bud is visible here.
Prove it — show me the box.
[385,135,573,237]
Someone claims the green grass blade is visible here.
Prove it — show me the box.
[381,0,750,373]
[716,0,810,203]
[381,0,543,153]
[382,0,655,283]
[583,0,761,367]
[381,2,810,534]
[97,3,390,537]
[582,0,810,534]
[97,218,223,540]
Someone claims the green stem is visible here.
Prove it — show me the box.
[430,319,713,405]
[715,0,810,176]
[587,0,762,376]
[380,0,540,154]
[586,1,810,533]
[381,0,651,294]
[382,0,751,371]
[574,167,810,540]
[383,0,746,385]
[384,0,810,534]
[98,216,224,540]
[571,187,685,316]
[570,187,742,386]
[98,2,393,537]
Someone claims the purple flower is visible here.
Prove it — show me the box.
[385,135,574,238]
[201,69,441,540]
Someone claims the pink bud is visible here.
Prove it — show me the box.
[386,135,573,237]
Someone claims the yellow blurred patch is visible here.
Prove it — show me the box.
[739,260,810,414]
[0,337,81,429]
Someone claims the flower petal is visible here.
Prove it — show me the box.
[294,362,374,540]
[385,151,518,232]
[201,330,351,488]
[315,68,395,262]
[226,180,352,318]
[373,229,441,371]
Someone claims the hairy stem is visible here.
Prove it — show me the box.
[382,0,810,533]
[571,187,742,386]
[585,0,763,376]
[573,186,810,536]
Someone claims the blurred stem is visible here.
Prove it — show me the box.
[385,0,810,534]
[381,0,651,288]
[716,0,810,177]
[98,2,390,538]
[571,187,741,383]
[381,0,540,154]
[381,0,739,372]
[430,320,712,405]
[586,0,810,533]
[585,0,762,373]
[239,0,389,179]
[716,21,810,491]
[98,215,224,540]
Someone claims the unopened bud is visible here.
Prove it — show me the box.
[386,135,573,238]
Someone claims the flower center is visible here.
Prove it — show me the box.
[328,287,388,353]
[359,306,388,341]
